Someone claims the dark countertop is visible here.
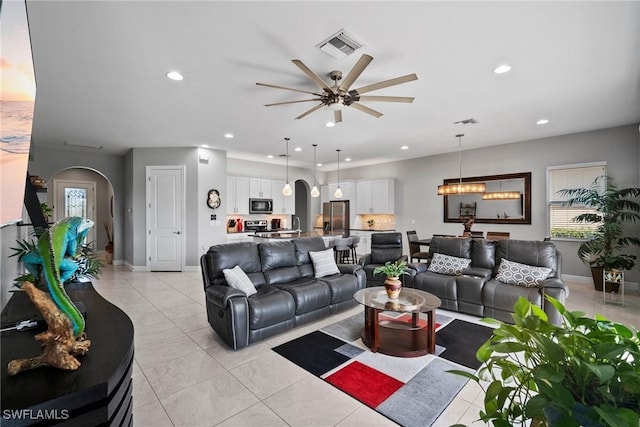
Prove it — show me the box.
[350,228,396,232]
[253,230,344,240]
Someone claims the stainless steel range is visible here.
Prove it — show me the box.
[244,220,268,232]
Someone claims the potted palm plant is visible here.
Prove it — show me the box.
[373,260,409,299]
[450,296,640,427]
[558,175,640,292]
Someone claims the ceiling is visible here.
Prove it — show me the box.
[25,1,640,171]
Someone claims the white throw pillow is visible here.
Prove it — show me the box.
[309,248,340,278]
[222,265,257,296]
[427,253,472,276]
[495,258,552,288]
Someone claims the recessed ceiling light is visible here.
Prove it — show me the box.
[326,122,335,128]
[166,71,183,81]
[493,64,512,74]
[317,163,323,167]
[537,119,550,125]
[294,147,302,152]
[267,154,274,159]
[224,133,234,139]
[345,158,351,162]
[201,144,209,148]
[401,145,409,150]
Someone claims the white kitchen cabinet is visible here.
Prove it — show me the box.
[328,181,353,201]
[226,176,249,214]
[356,179,395,214]
[249,178,272,199]
[271,180,296,214]
[320,185,330,204]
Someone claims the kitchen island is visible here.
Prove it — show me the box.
[252,230,344,246]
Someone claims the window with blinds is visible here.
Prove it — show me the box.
[547,163,606,239]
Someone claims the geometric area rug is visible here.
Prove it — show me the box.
[272,313,494,427]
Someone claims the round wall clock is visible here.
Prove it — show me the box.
[207,189,221,209]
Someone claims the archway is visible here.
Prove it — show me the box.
[295,180,310,232]
[48,167,115,260]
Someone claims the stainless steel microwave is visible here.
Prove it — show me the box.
[249,198,273,214]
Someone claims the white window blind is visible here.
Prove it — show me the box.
[547,163,606,239]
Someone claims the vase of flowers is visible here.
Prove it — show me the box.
[373,260,409,299]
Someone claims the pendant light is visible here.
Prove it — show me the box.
[334,149,343,199]
[310,144,320,198]
[437,134,486,195]
[282,137,292,196]
[482,180,521,200]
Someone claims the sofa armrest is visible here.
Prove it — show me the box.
[338,264,363,275]
[407,262,428,274]
[205,284,246,308]
[539,277,569,325]
[462,267,493,279]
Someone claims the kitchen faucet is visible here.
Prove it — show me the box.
[293,216,301,234]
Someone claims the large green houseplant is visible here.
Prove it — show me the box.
[450,296,640,427]
[558,175,640,291]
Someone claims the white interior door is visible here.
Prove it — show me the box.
[53,179,96,245]
[147,166,184,271]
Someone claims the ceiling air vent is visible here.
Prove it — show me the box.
[316,29,365,59]
[454,118,478,125]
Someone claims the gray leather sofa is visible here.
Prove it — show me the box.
[411,236,569,325]
[200,236,366,349]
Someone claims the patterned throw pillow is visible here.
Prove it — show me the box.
[222,265,257,296]
[495,258,552,288]
[427,253,472,275]
[309,248,340,278]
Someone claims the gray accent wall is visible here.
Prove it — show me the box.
[197,148,228,254]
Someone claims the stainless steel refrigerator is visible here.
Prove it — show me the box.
[322,201,350,236]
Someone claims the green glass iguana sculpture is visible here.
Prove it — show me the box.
[21,216,94,337]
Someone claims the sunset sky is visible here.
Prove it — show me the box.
[1,0,36,101]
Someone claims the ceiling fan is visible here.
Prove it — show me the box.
[256,54,417,123]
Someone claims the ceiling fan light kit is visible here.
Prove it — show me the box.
[256,54,417,122]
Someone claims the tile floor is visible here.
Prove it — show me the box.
[91,266,639,427]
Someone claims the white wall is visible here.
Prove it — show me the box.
[197,148,228,254]
[322,125,640,283]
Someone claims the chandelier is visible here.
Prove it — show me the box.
[437,134,486,195]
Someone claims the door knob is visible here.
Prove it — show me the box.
[174,231,181,234]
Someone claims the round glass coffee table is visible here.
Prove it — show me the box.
[353,287,442,357]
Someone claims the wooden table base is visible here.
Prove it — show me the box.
[361,306,436,357]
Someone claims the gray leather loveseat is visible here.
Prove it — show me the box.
[200,237,366,349]
[411,236,569,324]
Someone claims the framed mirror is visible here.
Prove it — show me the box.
[442,172,531,224]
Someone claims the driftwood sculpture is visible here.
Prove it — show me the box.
[7,282,91,375]
[8,217,94,376]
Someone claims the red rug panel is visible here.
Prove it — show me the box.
[325,361,404,408]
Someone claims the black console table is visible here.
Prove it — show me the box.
[1,282,134,426]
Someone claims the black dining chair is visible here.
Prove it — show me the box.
[406,231,430,263]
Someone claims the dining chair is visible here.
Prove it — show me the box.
[406,231,430,263]
[486,231,510,240]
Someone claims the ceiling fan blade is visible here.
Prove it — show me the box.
[256,82,320,96]
[357,95,415,103]
[334,110,342,123]
[294,103,325,120]
[338,54,373,92]
[352,73,418,95]
[264,99,321,107]
[291,59,335,93]
[350,102,383,118]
